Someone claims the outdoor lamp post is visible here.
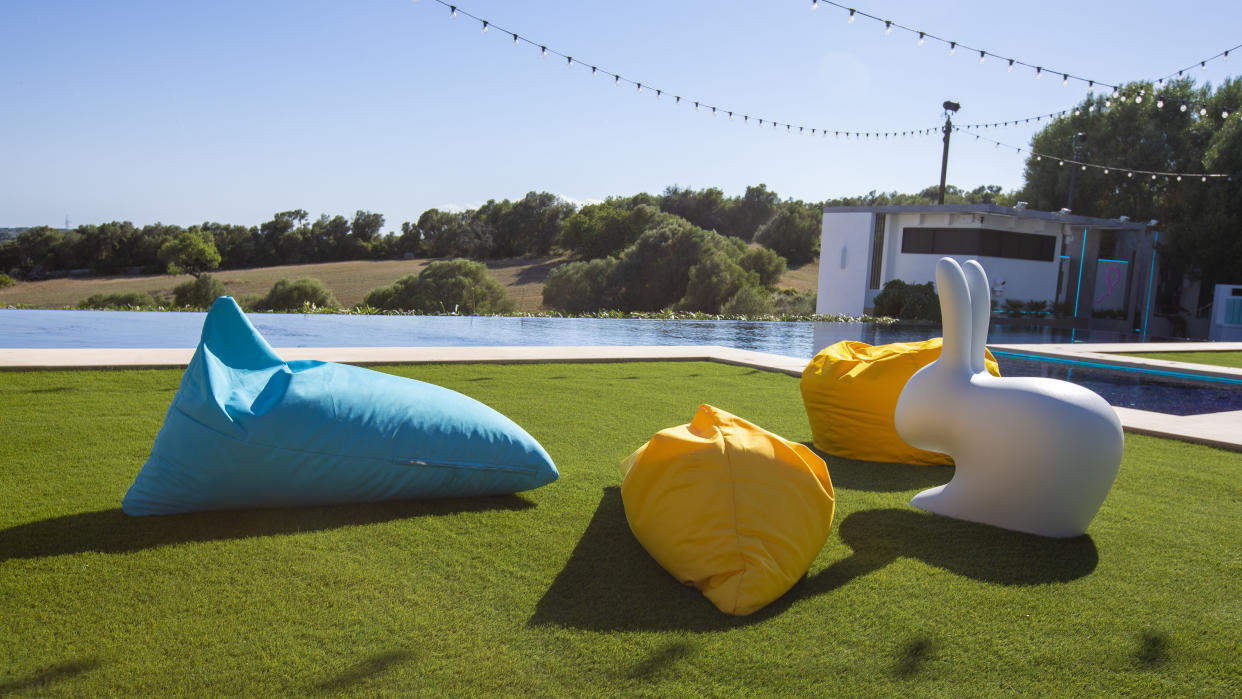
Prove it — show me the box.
[938,100,960,205]
[1066,132,1086,212]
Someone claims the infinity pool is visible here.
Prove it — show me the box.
[2,309,1238,416]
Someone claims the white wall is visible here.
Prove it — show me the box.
[816,212,872,316]
[1209,284,1242,341]
[881,212,1062,304]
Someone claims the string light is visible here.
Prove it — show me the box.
[420,2,1240,147]
[805,2,1240,93]
[958,126,1232,182]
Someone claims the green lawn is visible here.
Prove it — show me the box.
[2,362,1239,695]
[1113,350,1242,370]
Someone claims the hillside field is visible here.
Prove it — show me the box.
[0,257,820,313]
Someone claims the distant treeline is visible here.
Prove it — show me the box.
[0,183,1011,281]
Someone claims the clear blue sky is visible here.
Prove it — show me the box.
[2,0,1238,230]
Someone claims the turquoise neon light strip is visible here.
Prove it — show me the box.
[1142,230,1158,339]
[1097,258,1130,264]
[1072,229,1088,318]
[991,350,1242,386]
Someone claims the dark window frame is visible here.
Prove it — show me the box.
[900,227,1057,262]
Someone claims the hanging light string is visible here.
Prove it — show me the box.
[1154,43,1240,85]
[957,83,1238,132]
[808,1,1240,96]
[425,0,952,140]
[956,126,1233,182]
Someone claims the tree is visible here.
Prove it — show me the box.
[1020,77,1242,305]
[363,259,514,314]
[158,228,221,278]
[351,210,384,244]
[255,277,339,311]
[541,257,620,312]
[755,203,820,265]
[172,274,227,308]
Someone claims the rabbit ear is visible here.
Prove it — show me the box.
[962,260,991,374]
[935,257,971,370]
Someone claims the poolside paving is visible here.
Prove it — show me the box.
[1,343,1238,452]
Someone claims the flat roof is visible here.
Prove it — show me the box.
[822,203,1151,230]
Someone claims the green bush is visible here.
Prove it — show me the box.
[172,274,228,309]
[541,257,619,312]
[871,279,940,321]
[754,204,820,265]
[363,259,514,314]
[0,273,15,289]
[738,247,787,287]
[77,292,165,309]
[720,286,773,316]
[676,249,757,313]
[255,277,339,311]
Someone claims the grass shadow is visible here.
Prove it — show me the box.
[1135,630,1170,667]
[0,659,100,694]
[0,495,535,561]
[810,445,953,493]
[309,650,415,693]
[530,488,784,632]
[894,637,937,678]
[531,491,1096,632]
[626,641,694,680]
[799,508,1098,591]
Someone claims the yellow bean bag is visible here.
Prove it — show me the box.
[800,338,1000,466]
[618,404,835,616]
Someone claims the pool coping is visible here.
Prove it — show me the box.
[2,343,1239,453]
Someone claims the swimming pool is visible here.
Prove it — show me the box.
[3,309,1237,416]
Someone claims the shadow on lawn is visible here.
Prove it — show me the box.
[0,496,534,561]
[308,650,415,693]
[530,490,1096,632]
[0,658,100,694]
[807,444,953,493]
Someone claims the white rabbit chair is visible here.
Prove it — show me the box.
[894,258,1124,538]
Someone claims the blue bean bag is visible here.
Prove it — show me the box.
[122,297,558,515]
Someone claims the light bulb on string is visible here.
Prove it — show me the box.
[1224,51,1230,62]
[1202,176,1208,182]
[566,56,572,67]
[1135,95,1142,104]
[1007,58,1014,72]
[1157,99,1164,108]
[1200,107,1208,116]
[917,32,925,46]
[636,83,642,92]
[1201,61,1207,71]
[1062,74,1069,85]
[449,5,456,18]
[1035,67,1042,79]
[1128,172,1133,178]
[811,0,818,8]
[512,33,519,46]
[480,20,487,32]
[1103,168,1109,174]
[848,9,855,23]
[1180,104,1187,112]
[949,41,956,55]
[885,21,892,35]
[540,46,547,57]
[1224,110,1231,118]
[1177,175,1182,181]
[979,51,985,64]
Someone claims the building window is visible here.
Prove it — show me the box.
[869,213,886,289]
[900,227,1057,261]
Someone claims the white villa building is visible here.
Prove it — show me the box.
[816,204,1171,337]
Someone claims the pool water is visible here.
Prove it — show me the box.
[2,309,1237,416]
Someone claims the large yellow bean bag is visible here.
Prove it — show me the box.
[618,404,835,616]
[800,339,1000,466]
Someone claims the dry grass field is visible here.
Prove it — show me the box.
[0,255,819,313]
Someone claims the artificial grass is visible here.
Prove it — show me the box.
[1113,350,1242,370]
[1,361,1239,696]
